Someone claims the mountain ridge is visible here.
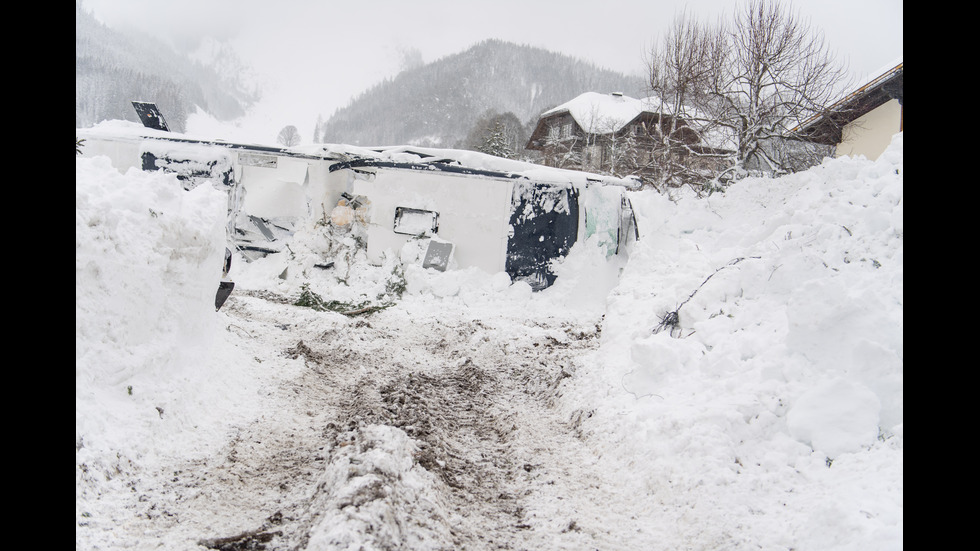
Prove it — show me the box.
[315,39,648,150]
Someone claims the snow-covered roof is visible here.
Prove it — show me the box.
[307,143,639,188]
[826,57,903,114]
[794,57,903,141]
[541,92,674,135]
[853,56,904,94]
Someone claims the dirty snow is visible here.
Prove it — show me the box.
[76,133,903,550]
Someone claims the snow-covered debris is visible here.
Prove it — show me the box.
[76,130,902,550]
[301,425,455,550]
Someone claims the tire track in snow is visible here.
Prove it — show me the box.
[118,292,653,550]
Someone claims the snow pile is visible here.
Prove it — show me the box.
[76,156,225,446]
[303,425,454,550]
[560,133,903,548]
[75,156,270,510]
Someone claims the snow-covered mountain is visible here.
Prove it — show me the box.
[315,39,648,149]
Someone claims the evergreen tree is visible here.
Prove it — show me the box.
[478,120,513,158]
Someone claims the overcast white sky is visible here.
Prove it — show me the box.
[80,0,902,140]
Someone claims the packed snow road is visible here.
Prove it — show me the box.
[96,288,655,550]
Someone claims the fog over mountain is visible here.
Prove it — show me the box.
[315,39,648,149]
[78,2,647,152]
[75,2,260,132]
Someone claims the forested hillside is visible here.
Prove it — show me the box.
[315,39,647,150]
[75,3,259,132]
[76,5,647,155]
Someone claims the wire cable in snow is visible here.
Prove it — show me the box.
[653,256,760,336]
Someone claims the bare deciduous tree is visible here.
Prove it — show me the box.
[539,115,584,170]
[277,125,301,147]
[718,0,847,172]
[645,11,727,188]
[646,0,847,189]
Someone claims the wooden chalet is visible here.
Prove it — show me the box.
[525,92,729,181]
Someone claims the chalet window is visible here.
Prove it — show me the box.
[561,122,572,138]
